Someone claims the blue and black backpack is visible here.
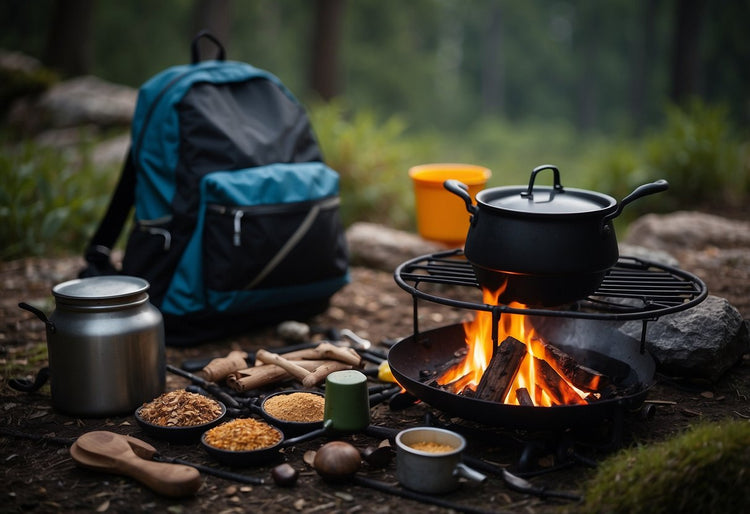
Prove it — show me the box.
[80,32,350,345]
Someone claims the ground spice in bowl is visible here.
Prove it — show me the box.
[138,389,223,427]
[262,392,325,423]
[409,441,456,453]
[203,418,282,451]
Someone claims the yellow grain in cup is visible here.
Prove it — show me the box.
[409,163,491,246]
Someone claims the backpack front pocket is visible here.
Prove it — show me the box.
[161,162,348,315]
[204,195,347,291]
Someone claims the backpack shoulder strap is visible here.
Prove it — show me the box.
[79,148,136,277]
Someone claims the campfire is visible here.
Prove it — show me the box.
[389,250,705,429]
[436,287,608,407]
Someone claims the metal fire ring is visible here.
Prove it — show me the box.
[394,249,708,322]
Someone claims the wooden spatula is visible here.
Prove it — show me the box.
[71,431,202,497]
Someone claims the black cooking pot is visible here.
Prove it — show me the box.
[444,165,668,306]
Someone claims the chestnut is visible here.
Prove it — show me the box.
[312,441,361,482]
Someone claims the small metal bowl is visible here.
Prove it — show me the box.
[259,390,325,436]
[134,400,227,444]
[201,419,285,467]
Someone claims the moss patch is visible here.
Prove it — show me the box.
[580,419,749,513]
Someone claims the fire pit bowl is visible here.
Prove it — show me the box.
[387,320,655,430]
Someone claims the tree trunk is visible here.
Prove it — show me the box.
[576,35,597,131]
[44,0,96,77]
[310,0,345,100]
[670,0,707,105]
[481,6,504,117]
[628,0,657,134]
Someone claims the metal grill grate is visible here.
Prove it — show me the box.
[394,249,707,321]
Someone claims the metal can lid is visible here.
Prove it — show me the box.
[52,275,150,300]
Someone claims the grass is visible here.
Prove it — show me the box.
[579,419,750,514]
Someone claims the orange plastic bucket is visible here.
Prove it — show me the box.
[409,163,491,246]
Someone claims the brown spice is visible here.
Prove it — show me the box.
[204,418,282,451]
[263,392,325,423]
[409,441,456,453]
[139,389,223,427]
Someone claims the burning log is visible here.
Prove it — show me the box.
[533,357,588,406]
[531,339,611,393]
[196,350,248,382]
[515,387,534,406]
[474,336,527,402]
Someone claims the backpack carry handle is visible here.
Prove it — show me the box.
[191,30,226,64]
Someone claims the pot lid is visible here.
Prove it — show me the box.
[478,185,617,215]
[53,275,150,300]
[477,164,617,215]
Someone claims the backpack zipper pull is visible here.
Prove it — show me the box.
[233,210,244,246]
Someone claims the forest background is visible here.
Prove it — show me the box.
[1,0,748,259]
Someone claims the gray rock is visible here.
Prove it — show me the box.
[625,211,750,252]
[620,295,750,382]
[618,243,679,267]
[9,75,136,133]
[346,222,448,273]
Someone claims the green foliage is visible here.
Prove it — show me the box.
[309,101,439,231]
[579,100,750,219]
[460,117,594,187]
[0,137,118,260]
[580,419,750,514]
[643,100,749,209]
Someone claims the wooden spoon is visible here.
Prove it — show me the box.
[71,431,202,497]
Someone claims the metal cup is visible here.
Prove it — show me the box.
[323,370,370,432]
[395,427,487,494]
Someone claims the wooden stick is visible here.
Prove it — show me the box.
[254,350,312,382]
[197,350,248,382]
[255,342,362,368]
[226,360,326,392]
[315,342,363,367]
[474,336,527,403]
[302,361,354,388]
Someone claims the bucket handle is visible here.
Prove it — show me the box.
[18,302,56,333]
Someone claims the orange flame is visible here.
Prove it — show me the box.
[438,287,590,406]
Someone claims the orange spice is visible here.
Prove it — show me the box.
[204,418,282,451]
[263,392,325,423]
[409,441,456,453]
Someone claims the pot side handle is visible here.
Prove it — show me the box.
[443,180,478,215]
[453,462,487,484]
[18,302,56,333]
[604,179,669,223]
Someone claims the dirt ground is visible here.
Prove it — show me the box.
[2,217,749,514]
